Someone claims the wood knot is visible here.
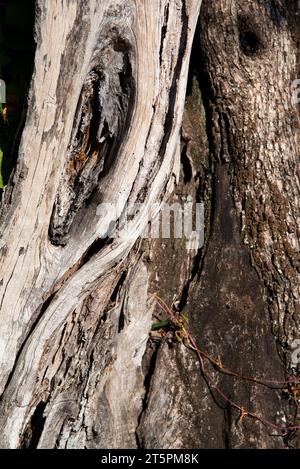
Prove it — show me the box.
[238,15,265,57]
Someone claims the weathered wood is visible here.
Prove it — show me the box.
[0,0,201,448]
[0,0,299,450]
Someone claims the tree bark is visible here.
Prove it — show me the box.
[0,0,299,449]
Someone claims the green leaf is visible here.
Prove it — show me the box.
[151,319,170,331]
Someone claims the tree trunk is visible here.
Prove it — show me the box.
[0,0,299,449]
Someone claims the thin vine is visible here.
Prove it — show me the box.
[152,293,300,435]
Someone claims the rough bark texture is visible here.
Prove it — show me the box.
[0,0,299,449]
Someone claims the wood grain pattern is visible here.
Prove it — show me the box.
[0,0,201,448]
